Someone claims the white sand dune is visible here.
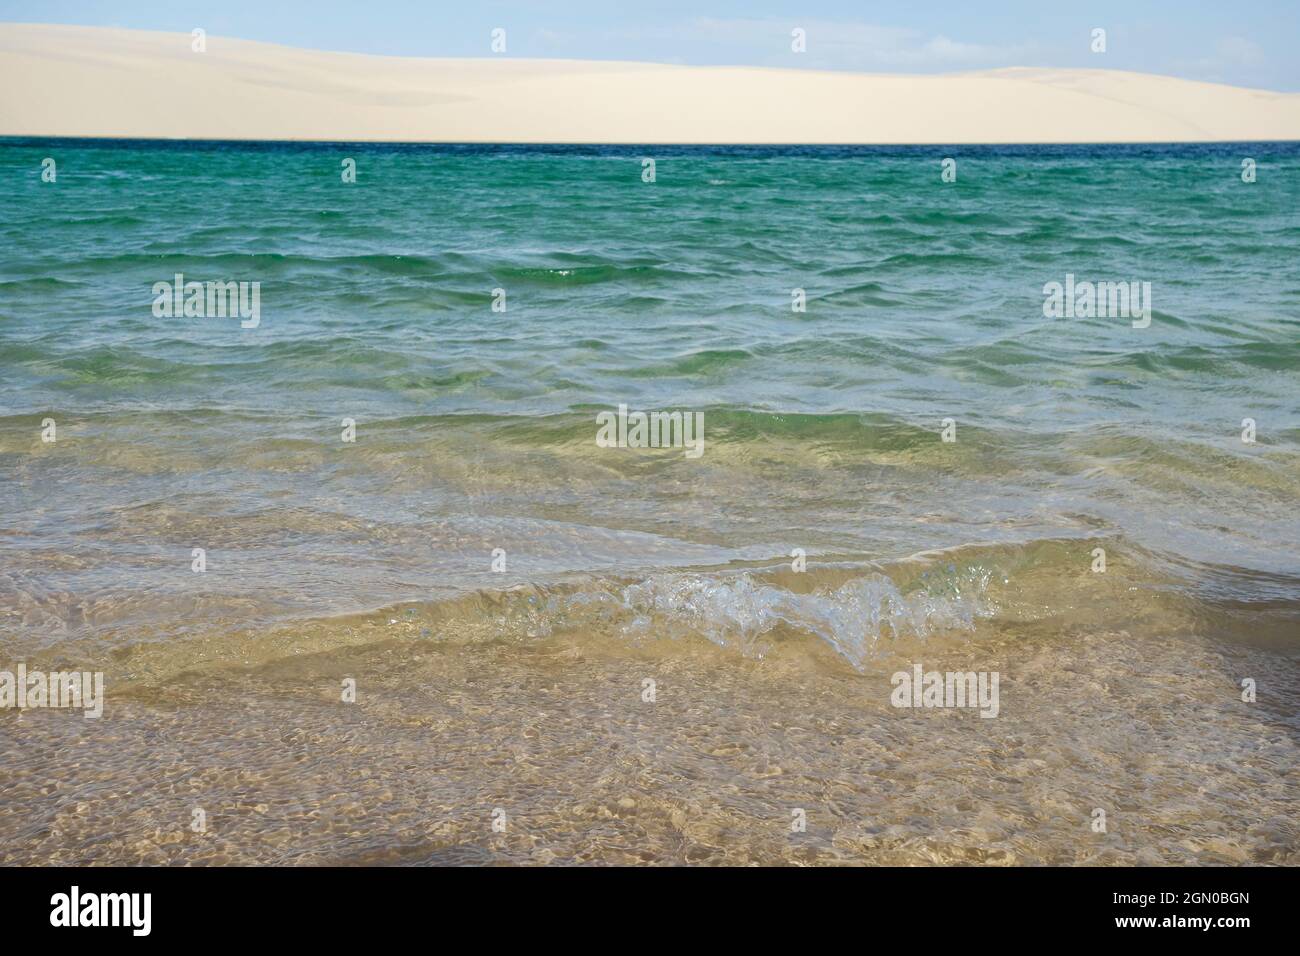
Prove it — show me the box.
[2,23,1299,143]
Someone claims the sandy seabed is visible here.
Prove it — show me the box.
[2,604,1294,866]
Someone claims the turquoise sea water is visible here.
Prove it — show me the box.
[1,140,1298,657]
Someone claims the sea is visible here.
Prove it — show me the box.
[0,139,1296,864]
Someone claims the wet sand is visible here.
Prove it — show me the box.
[2,598,1294,866]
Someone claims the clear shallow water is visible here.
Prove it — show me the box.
[1,140,1297,653]
[0,140,1297,865]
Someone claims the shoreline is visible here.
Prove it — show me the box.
[2,607,1293,865]
[8,136,1300,147]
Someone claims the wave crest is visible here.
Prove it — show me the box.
[616,567,995,668]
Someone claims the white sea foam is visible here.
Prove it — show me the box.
[617,568,995,668]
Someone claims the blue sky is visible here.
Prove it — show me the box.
[5,1,1298,90]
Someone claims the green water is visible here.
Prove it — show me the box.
[0,140,1297,656]
[1,139,1298,867]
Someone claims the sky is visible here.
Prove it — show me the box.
[4,1,1298,91]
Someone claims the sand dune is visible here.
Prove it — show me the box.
[2,23,1299,143]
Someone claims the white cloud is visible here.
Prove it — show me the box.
[1165,35,1271,87]
[692,17,1040,71]
[1214,36,1265,67]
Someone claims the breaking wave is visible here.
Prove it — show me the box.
[615,568,995,668]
